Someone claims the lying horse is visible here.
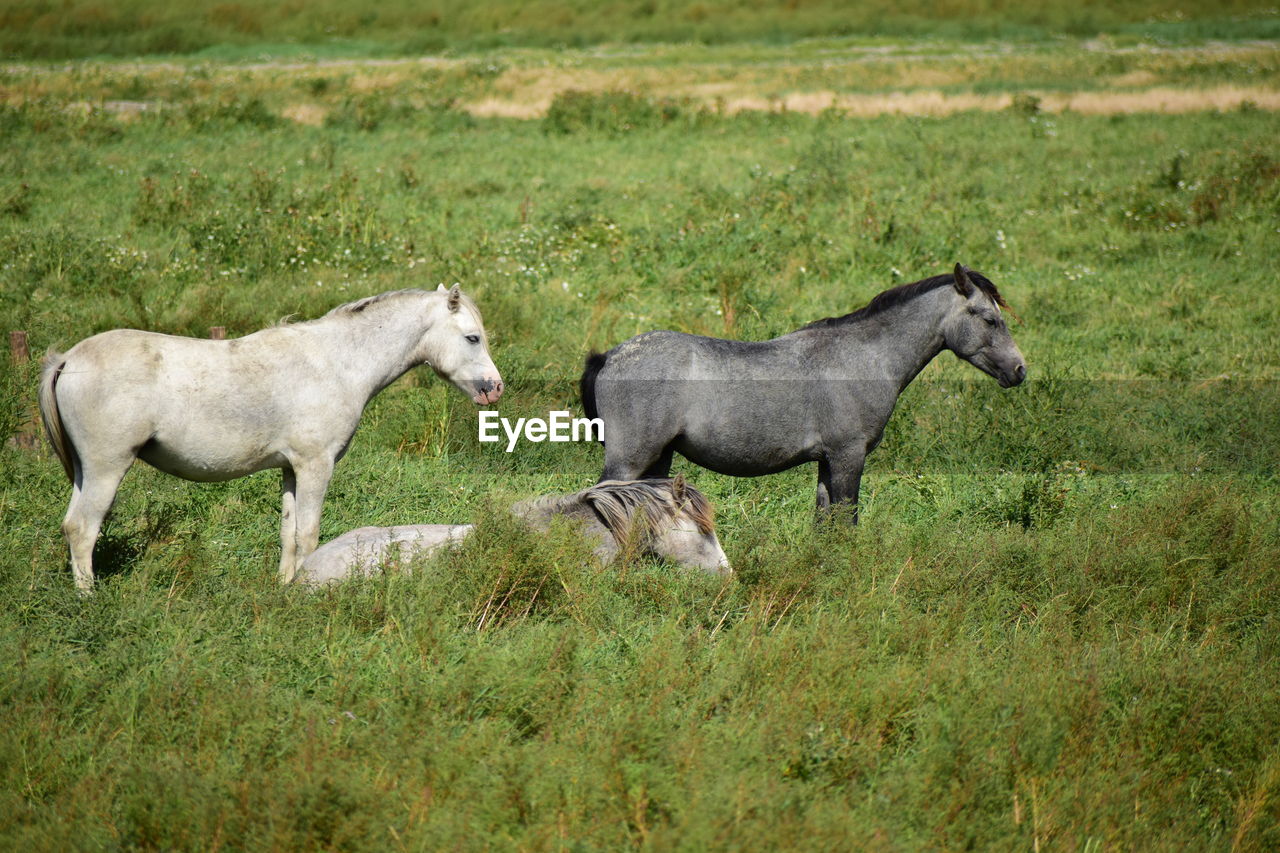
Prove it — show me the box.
[296,476,732,585]
[580,264,1026,522]
[40,285,503,593]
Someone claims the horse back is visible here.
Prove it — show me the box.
[57,327,333,409]
[599,329,806,380]
[298,523,471,585]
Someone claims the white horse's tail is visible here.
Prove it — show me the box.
[39,348,76,483]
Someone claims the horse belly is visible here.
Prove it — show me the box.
[673,422,817,477]
[140,392,314,481]
[674,439,812,476]
[138,438,284,482]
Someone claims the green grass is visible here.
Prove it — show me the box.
[2,0,1280,59]
[4,39,1278,130]
[1,31,1279,850]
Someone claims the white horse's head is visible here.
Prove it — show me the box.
[584,475,732,576]
[648,474,732,575]
[653,511,733,575]
[424,284,504,405]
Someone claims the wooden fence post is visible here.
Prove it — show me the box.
[8,330,37,450]
[9,330,28,363]
[209,326,226,340]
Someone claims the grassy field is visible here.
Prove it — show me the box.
[3,0,1279,59]
[2,12,1280,850]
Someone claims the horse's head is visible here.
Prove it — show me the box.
[612,475,732,576]
[940,264,1026,388]
[650,476,732,576]
[424,284,504,405]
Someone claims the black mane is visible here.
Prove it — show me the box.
[802,270,1006,331]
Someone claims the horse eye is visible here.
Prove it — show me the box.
[984,316,999,327]
[465,334,480,344]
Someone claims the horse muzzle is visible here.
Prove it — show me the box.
[998,362,1027,388]
[471,377,504,406]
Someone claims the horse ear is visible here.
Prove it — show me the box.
[953,263,975,297]
[447,284,461,312]
[436,283,447,292]
[672,472,687,500]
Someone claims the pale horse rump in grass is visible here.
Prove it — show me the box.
[581,264,1027,523]
[295,475,732,586]
[39,284,503,593]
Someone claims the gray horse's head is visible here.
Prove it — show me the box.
[584,476,732,576]
[940,264,1026,388]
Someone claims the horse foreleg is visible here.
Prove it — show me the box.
[816,453,864,525]
[63,456,132,594]
[640,445,675,479]
[600,432,661,482]
[281,459,334,584]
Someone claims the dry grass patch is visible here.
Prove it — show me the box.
[466,97,544,119]
[2,40,1278,121]
[1043,85,1280,113]
[1109,69,1162,87]
[281,102,327,125]
[460,85,1280,118]
[348,71,414,94]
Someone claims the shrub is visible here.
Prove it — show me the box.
[544,90,685,135]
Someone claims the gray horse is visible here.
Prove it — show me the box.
[580,264,1026,521]
[40,285,502,592]
[296,476,731,585]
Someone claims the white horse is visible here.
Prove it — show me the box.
[39,284,503,593]
[296,476,733,586]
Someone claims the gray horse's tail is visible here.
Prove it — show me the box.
[580,351,607,425]
[38,349,76,482]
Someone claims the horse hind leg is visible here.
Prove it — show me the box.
[815,458,832,512]
[279,468,299,584]
[62,455,133,594]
